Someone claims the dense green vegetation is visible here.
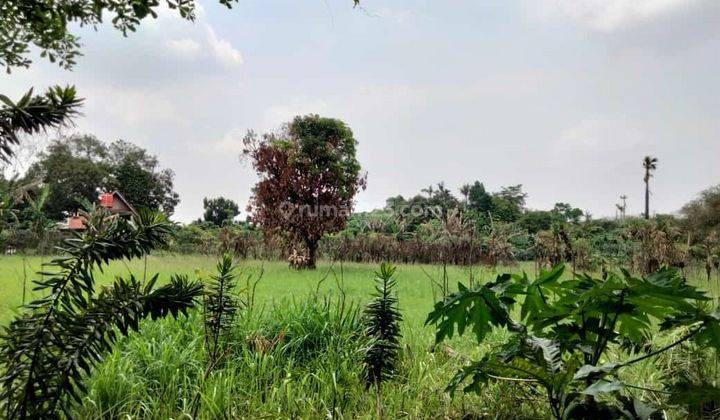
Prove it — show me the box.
[1,0,719,417]
[1,254,718,418]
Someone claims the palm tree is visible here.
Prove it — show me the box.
[642,156,658,219]
[459,184,471,204]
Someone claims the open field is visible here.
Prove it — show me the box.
[1,254,718,418]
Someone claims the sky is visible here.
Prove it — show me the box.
[2,0,719,222]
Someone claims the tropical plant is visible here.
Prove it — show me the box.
[192,254,239,417]
[362,262,403,419]
[0,86,81,163]
[203,254,239,363]
[426,264,720,419]
[643,156,658,220]
[0,204,203,418]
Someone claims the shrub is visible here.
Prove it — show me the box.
[426,264,720,419]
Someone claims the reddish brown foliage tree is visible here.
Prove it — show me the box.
[243,115,366,269]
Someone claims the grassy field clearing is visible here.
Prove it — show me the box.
[1,255,718,418]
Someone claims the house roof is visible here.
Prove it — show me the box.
[61,190,137,230]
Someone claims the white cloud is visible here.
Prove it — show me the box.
[214,127,248,154]
[83,86,179,126]
[533,0,700,32]
[206,26,244,67]
[554,117,649,152]
[165,38,202,59]
[262,99,329,129]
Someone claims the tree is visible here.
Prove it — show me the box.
[643,156,658,220]
[681,185,720,242]
[24,135,179,219]
[363,263,403,419]
[0,86,81,162]
[244,115,366,269]
[1,0,360,72]
[551,202,583,223]
[203,197,240,226]
[467,181,493,214]
[25,135,110,219]
[459,184,471,204]
[107,140,180,215]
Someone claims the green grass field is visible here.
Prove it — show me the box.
[1,255,718,418]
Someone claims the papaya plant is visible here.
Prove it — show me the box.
[426,264,720,419]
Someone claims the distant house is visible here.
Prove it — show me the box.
[60,191,137,231]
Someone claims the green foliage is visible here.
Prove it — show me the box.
[244,114,366,268]
[467,181,493,214]
[2,0,362,71]
[0,86,81,162]
[362,263,403,389]
[24,135,179,219]
[682,184,720,242]
[0,204,202,418]
[203,196,240,227]
[426,264,720,419]
[203,254,239,361]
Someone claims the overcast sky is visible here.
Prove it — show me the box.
[2,0,719,222]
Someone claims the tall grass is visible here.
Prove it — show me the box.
[2,256,718,418]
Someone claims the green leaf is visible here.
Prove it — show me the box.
[583,379,624,396]
[573,363,619,381]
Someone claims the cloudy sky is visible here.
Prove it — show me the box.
[2,0,719,222]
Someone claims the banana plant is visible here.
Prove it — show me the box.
[426,265,720,419]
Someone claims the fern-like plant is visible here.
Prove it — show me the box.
[0,86,82,162]
[203,254,239,364]
[426,264,720,419]
[362,262,403,419]
[191,254,239,417]
[0,204,202,419]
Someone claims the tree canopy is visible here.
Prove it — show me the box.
[203,196,240,226]
[244,114,366,268]
[1,0,361,72]
[24,135,179,219]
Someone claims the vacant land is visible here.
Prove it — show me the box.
[1,255,717,418]
[0,255,543,326]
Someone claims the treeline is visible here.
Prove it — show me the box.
[0,134,179,250]
[165,180,720,278]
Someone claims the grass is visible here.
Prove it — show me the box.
[1,254,718,418]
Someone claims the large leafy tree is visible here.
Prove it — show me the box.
[106,140,180,215]
[244,115,366,269]
[25,135,110,219]
[203,196,240,226]
[467,181,493,214]
[24,135,179,219]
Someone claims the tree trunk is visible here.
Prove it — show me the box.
[306,239,318,269]
[644,175,650,220]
